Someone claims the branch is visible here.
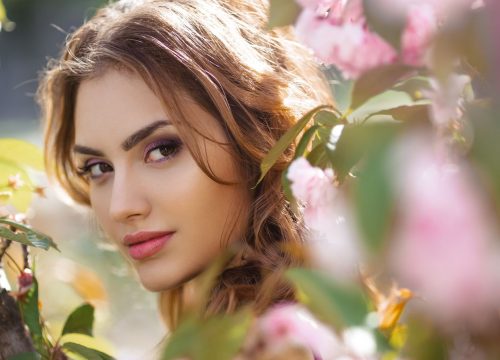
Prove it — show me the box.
[0,289,36,358]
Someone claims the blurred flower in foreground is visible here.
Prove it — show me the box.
[401,4,437,67]
[53,258,108,307]
[422,74,471,128]
[295,11,396,79]
[247,303,377,359]
[287,157,336,231]
[257,303,341,359]
[288,158,362,280]
[294,0,485,78]
[390,135,500,328]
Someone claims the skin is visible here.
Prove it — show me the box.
[73,68,251,291]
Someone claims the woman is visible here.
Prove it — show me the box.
[38,0,332,332]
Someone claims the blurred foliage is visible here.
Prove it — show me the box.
[2,0,500,359]
[0,139,115,359]
[162,0,500,358]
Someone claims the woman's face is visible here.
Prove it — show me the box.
[73,69,250,291]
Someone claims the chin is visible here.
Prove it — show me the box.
[137,268,203,293]
[137,269,188,292]
[138,276,178,292]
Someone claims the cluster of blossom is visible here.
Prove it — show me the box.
[294,0,483,79]
[287,142,500,344]
[389,135,500,329]
[242,303,377,359]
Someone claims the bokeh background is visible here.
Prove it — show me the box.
[0,1,164,358]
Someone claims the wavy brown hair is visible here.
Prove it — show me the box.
[38,0,333,330]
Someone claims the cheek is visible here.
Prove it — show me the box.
[161,144,249,244]
[89,190,114,236]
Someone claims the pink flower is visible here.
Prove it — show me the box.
[307,195,363,281]
[390,136,500,327]
[295,13,397,78]
[287,157,336,230]
[296,0,363,25]
[401,4,437,67]
[258,303,343,358]
[287,157,362,280]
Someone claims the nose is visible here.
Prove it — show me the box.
[109,168,151,223]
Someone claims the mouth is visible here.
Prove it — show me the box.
[123,231,174,260]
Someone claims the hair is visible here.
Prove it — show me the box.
[38,0,333,330]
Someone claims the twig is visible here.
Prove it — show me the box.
[0,238,12,262]
[2,251,23,273]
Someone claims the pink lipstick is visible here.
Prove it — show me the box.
[123,231,174,260]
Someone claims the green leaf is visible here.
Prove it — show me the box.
[393,77,431,100]
[7,353,41,360]
[349,90,415,124]
[0,1,7,22]
[0,226,32,245]
[62,303,95,337]
[257,105,334,185]
[62,342,115,360]
[294,125,320,158]
[404,317,448,360]
[281,166,294,202]
[286,268,368,329]
[162,309,252,360]
[267,0,301,29]
[0,218,59,251]
[326,125,367,181]
[17,277,48,357]
[0,139,44,171]
[353,126,397,253]
[368,104,431,123]
[161,318,198,359]
[469,106,500,210]
[313,109,340,127]
[327,122,398,251]
[307,144,329,168]
[350,64,414,110]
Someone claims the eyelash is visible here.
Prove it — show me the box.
[77,138,183,181]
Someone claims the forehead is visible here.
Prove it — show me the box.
[74,69,166,143]
[74,69,224,146]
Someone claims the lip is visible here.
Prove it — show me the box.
[123,230,174,260]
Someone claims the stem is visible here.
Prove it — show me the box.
[2,251,23,273]
[22,244,30,270]
[0,238,12,262]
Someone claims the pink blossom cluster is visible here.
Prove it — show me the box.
[390,135,500,328]
[287,157,336,230]
[287,157,362,280]
[252,303,377,359]
[294,0,443,77]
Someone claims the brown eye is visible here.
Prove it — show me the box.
[144,139,182,163]
[78,162,113,180]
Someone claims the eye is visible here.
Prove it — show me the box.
[77,161,113,180]
[144,139,182,163]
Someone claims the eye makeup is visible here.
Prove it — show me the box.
[75,136,183,181]
[143,137,183,164]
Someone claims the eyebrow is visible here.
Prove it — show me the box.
[73,120,171,156]
[121,120,170,151]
